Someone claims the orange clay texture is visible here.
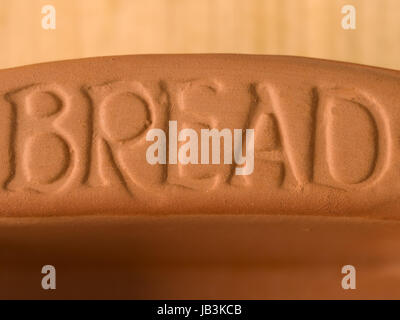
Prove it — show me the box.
[1,55,400,299]
[0,55,399,219]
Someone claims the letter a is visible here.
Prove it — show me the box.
[341,265,356,290]
[341,5,356,30]
[41,265,56,290]
[41,5,56,30]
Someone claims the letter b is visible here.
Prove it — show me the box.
[5,84,75,193]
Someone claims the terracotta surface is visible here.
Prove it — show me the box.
[2,215,400,299]
[1,55,400,299]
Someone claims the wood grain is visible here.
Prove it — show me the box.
[0,0,398,69]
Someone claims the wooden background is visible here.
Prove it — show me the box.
[0,0,398,70]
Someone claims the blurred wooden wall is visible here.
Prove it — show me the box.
[0,0,398,70]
